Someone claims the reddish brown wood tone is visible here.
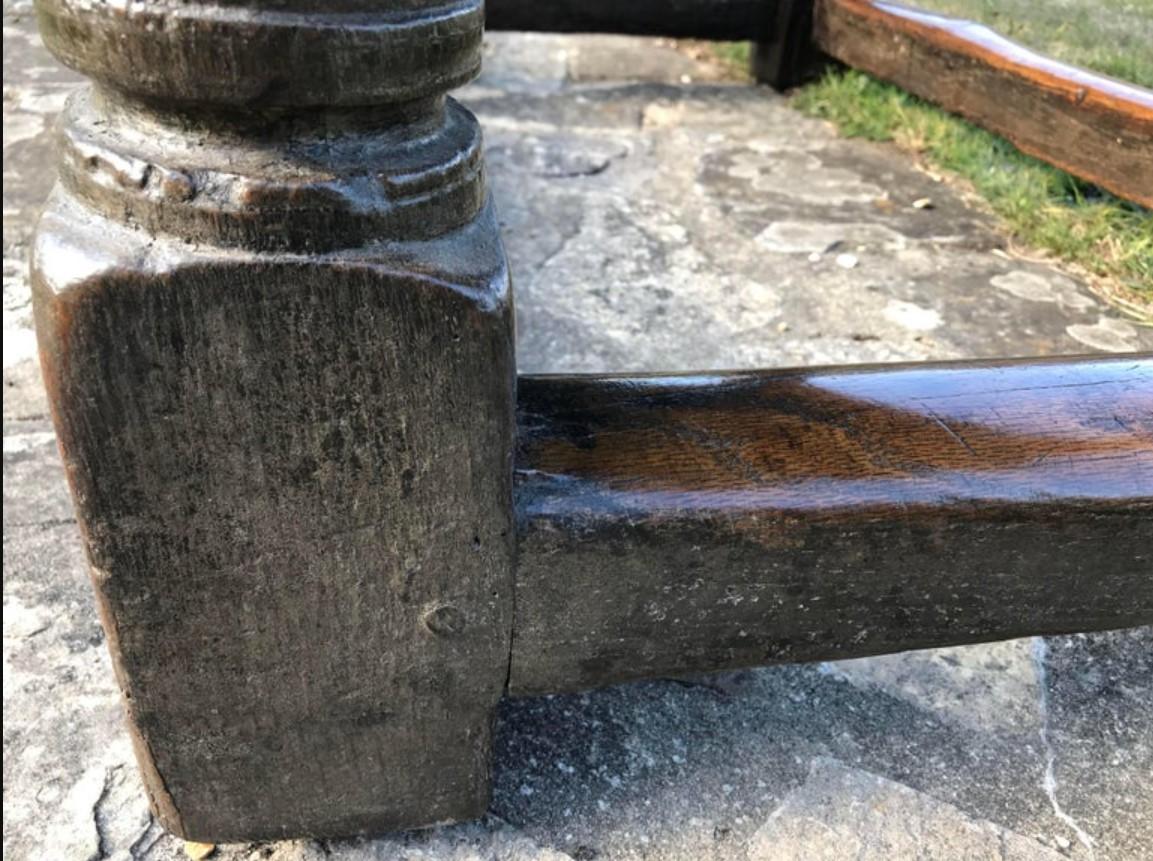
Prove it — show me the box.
[511,355,1153,694]
[814,0,1153,206]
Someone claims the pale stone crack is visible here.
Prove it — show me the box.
[6,516,76,530]
[1032,637,1096,857]
[531,216,583,281]
[87,766,118,861]
[127,817,162,861]
[538,149,622,179]
[5,622,50,639]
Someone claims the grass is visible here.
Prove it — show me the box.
[793,69,1153,316]
[702,1,1153,317]
[910,0,1153,89]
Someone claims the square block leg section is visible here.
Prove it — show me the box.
[33,195,516,842]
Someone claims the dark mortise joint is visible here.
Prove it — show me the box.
[28,0,1153,846]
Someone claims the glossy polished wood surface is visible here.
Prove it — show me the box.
[814,0,1153,206]
[511,356,1153,694]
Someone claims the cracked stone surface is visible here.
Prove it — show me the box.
[746,758,1067,860]
[4,8,1151,861]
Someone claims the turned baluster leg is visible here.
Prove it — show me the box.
[30,0,1153,846]
[32,0,514,841]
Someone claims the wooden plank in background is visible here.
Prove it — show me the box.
[813,0,1153,206]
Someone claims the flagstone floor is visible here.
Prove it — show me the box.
[4,5,1150,859]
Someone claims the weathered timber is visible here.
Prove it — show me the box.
[813,0,1153,206]
[511,356,1153,695]
[485,0,772,41]
[36,0,484,107]
[752,0,829,90]
[29,0,1153,846]
[32,0,515,843]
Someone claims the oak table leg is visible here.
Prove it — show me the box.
[27,0,1153,846]
[752,0,830,90]
[32,0,515,842]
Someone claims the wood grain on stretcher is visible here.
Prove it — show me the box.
[511,355,1153,694]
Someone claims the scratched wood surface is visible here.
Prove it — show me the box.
[813,0,1153,206]
[511,356,1153,695]
[33,0,517,842]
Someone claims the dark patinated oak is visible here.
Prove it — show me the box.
[34,0,515,843]
[512,357,1153,693]
[29,0,1153,845]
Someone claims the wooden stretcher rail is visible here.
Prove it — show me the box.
[813,0,1153,207]
[510,355,1153,695]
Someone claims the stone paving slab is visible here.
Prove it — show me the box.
[746,758,1068,861]
[4,10,1151,861]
